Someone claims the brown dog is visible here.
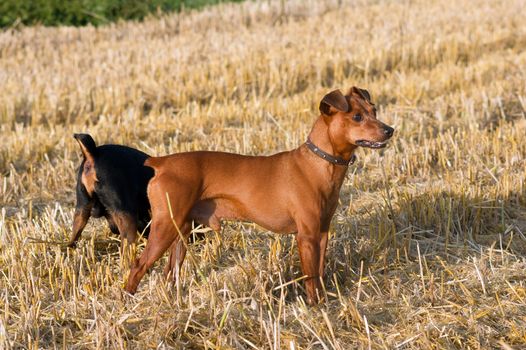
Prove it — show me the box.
[125,87,394,304]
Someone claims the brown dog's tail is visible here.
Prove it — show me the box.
[144,156,163,170]
[73,133,97,162]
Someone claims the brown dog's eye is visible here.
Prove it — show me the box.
[352,114,363,122]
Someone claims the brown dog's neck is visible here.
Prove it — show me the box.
[306,116,357,163]
[293,116,356,194]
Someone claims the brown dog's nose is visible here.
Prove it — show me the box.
[384,126,394,137]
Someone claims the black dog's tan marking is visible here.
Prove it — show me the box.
[75,135,98,196]
[68,134,153,248]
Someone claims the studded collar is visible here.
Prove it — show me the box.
[305,138,356,166]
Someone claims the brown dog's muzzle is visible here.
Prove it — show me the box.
[356,124,394,148]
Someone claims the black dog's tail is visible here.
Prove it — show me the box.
[73,133,97,161]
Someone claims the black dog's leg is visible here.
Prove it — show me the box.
[104,212,120,235]
[111,211,138,247]
[68,172,93,247]
[109,211,139,268]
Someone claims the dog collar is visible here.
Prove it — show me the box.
[305,138,356,166]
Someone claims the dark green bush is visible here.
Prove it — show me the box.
[0,0,244,27]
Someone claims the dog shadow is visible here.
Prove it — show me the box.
[320,185,526,294]
[258,185,526,303]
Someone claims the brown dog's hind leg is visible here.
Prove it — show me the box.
[163,222,190,279]
[126,175,198,294]
[125,217,180,294]
[163,232,189,304]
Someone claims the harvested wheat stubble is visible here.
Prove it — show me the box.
[1,0,526,348]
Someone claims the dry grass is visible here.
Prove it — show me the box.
[1,0,526,348]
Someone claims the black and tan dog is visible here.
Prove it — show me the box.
[68,134,153,248]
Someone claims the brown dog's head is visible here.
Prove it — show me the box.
[319,87,394,151]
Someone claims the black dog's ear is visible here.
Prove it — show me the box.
[350,86,371,102]
[319,89,349,116]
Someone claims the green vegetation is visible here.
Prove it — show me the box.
[0,0,244,27]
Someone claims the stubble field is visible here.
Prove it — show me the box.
[1,0,526,348]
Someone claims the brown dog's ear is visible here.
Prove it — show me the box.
[319,89,349,116]
[350,86,372,102]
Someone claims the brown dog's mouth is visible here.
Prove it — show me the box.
[355,140,388,149]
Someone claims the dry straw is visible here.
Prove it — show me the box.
[1,0,526,348]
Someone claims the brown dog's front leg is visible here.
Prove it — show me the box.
[318,230,329,277]
[296,225,323,305]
